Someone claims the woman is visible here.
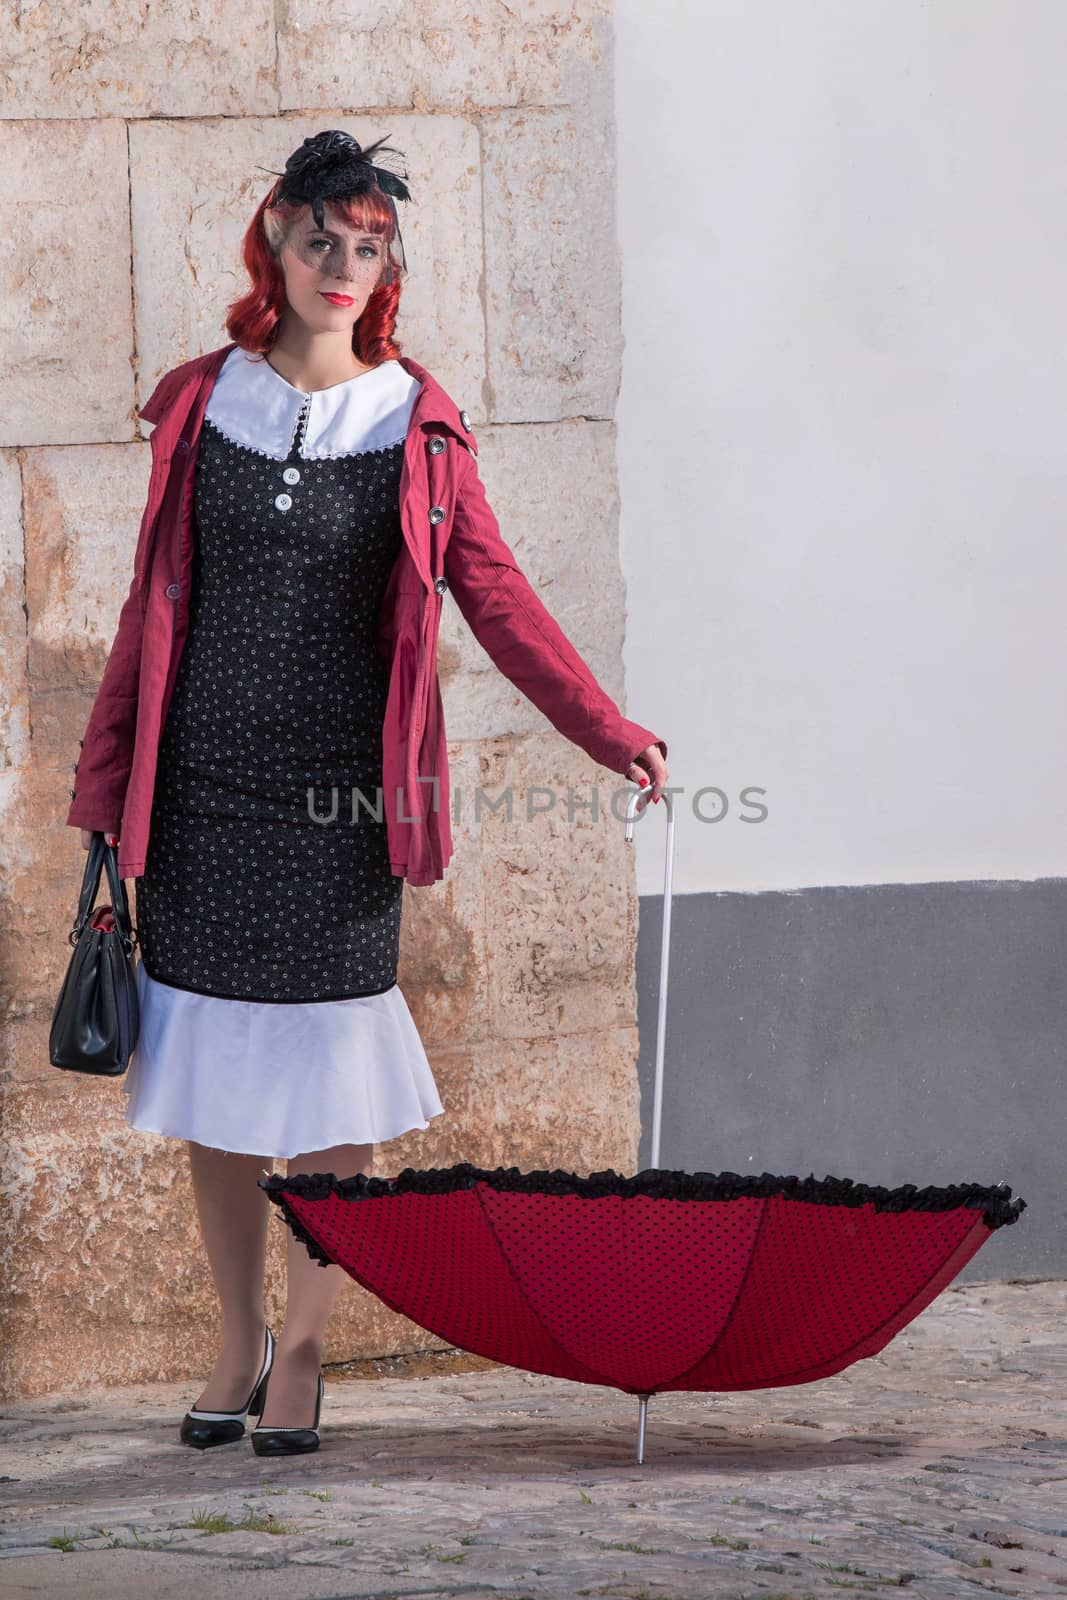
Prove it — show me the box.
[68,130,669,1456]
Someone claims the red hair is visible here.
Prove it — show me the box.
[226,185,404,365]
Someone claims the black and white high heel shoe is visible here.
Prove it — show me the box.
[250,1370,324,1456]
[179,1325,276,1449]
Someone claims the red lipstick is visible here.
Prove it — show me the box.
[320,292,354,306]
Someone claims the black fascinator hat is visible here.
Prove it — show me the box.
[258,129,411,284]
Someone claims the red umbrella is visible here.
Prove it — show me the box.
[260,794,1027,1463]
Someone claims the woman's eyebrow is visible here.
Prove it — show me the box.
[311,228,379,241]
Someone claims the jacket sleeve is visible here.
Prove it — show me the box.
[442,445,667,776]
[63,371,177,836]
[65,572,145,836]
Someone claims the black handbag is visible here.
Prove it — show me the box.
[50,831,141,1076]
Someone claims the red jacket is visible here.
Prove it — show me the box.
[66,343,667,885]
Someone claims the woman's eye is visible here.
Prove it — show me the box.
[310,239,378,252]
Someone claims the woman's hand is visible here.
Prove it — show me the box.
[80,829,119,851]
[627,744,669,814]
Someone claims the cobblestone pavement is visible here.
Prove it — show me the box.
[0,1279,1065,1600]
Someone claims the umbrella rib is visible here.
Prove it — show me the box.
[651,1191,775,1392]
[471,1185,628,1392]
[735,1211,993,1390]
[269,1182,634,1392]
[657,1208,991,1393]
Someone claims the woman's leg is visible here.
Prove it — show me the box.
[256,1140,374,1428]
[186,1141,274,1409]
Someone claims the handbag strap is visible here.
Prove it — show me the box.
[70,832,137,955]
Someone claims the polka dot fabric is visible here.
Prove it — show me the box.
[136,398,406,1003]
[259,1165,1025,1395]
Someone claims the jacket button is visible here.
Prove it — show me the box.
[433,576,448,595]
[428,506,445,525]
[165,582,181,599]
[175,437,190,453]
[427,436,446,455]
[275,493,292,511]
[68,788,76,798]
[282,467,301,485]
[459,410,472,432]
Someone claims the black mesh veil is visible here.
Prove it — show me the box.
[258,129,411,286]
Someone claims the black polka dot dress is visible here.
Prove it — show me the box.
[122,347,445,1158]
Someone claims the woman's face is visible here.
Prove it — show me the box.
[279,202,387,329]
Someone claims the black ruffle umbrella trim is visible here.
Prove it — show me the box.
[259,1163,1027,1233]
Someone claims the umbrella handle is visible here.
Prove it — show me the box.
[624,788,675,1171]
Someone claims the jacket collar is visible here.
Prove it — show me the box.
[140,342,479,456]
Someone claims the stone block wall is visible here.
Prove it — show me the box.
[0,3,650,1398]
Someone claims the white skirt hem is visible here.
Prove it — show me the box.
[122,1107,446,1161]
[122,958,446,1159]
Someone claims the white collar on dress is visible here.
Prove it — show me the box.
[203,345,422,462]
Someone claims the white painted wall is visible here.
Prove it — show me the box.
[615,1,1067,897]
